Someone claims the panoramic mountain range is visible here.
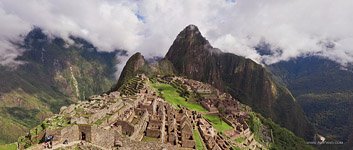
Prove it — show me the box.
[1,25,352,149]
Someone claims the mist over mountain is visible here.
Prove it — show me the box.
[1,0,353,69]
[0,28,125,143]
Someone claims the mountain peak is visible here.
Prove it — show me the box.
[176,24,203,40]
[165,25,214,61]
[112,52,146,91]
[184,24,199,32]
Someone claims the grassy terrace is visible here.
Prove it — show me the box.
[0,143,16,150]
[193,129,205,150]
[151,83,207,112]
[203,114,233,133]
[235,136,246,143]
[151,81,233,133]
[142,136,159,142]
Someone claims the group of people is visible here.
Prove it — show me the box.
[42,135,54,149]
[42,135,70,149]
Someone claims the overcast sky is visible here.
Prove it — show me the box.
[1,0,353,69]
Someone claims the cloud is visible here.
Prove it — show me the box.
[0,6,30,66]
[1,0,353,70]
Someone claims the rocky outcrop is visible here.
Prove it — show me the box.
[113,52,147,91]
[165,25,315,139]
[111,53,175,91]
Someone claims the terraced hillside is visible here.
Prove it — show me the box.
[17,74,313,150]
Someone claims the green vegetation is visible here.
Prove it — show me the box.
[17,115,70,148]
[0,32,117,143]
[269,56,353,141]
[232,146,241,150]
[234,137,246,143]
[152,81,232,134]
[0,114,27,144]
[119,76,145,96]
[193,129,205,150]
[113,53,147,90]
[151,82,207,112]
[94,114,111,125]
[203,114,233,133]
[4,107,41,127]
[0,143,16,150]
[247,112,314,150]
[247,112,263,143]
[298,93,353,141]
[141,136,159,142]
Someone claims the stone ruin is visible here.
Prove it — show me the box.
[20,74,268,150]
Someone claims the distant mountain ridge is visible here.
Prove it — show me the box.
[0,28,122,143]
[269,56,353,147]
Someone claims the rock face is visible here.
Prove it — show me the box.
[165,25,314,139]
[113,52,146,90]
[112,52,175,91]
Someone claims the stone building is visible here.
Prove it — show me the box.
[44,124,119,149]
[180,121,195,148]
[197,119,231,150]
[200,99,219,112]
[145,119,163,138]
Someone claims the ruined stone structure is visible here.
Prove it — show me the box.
[21,74,268,150]
[197,119,231,150]
[44,124,119,149]
[200,99,219,113]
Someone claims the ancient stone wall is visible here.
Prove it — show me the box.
[181,140,195,148]
[78,125,92,142]
[61,125,80,143]
[46,129,62,143]
[146,129,161,138]
[91,126,117,148]
[89,108,108,123]
[115,121,134,136]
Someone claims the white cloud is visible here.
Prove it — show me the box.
[0,6,30,66]
[0,0,353,70]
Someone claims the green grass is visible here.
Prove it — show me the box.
[141,136,159,142]
[0,143,16,150]
[94,114,111,125]
[248,112,314,150]
[234,136,246,143]
[203,114,233,132]
[151,83,207,112]
[193,129,205,150]
[232,146,242,150]
[0,115,27,144]
[248,112,263,143]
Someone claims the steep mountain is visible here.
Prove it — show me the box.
[269,56,353,144]
[164,25,315,140]
[111,53,175,91]
[0,28,121,144]
[113,52,147,89]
